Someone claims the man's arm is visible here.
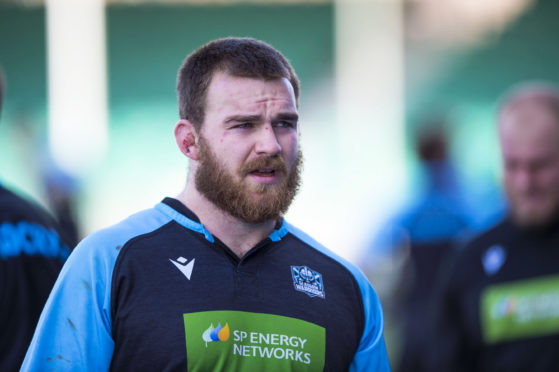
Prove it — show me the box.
[20,231,117,371]
[349,276,391,372]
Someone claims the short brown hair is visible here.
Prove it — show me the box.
[176,37,300,129]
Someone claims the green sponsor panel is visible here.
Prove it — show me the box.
[183,311,325,371]
[481,275,559,344]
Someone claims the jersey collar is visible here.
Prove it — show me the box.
[156,197,289,243]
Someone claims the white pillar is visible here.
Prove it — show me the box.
[46,0,107,176]
[334,0,406,259]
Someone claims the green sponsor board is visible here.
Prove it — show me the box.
[481,275,559,344]
[183,310,325,371]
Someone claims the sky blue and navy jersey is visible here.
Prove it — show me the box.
[21,198,389,371]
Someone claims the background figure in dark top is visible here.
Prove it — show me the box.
[429,82,559,371]
[396,123,473,372]
[362,118,479,371]
[41,154,81,245]
[0,68,71,371]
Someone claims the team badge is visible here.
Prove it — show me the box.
[291,266,325,299]
[482,244,507,276]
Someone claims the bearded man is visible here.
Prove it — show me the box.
[21,37,390,372]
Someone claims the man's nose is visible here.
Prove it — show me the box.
[254,124,282,156]
[513,167,537,192]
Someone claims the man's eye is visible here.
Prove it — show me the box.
[275,121,296,129]
[234,123,253,129]
[505,161,519,172]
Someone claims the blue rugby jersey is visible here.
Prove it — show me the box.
[0,185,71,372]
[21,198,390,371]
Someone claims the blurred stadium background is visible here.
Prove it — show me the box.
[2,0,559,367]
[2,0,558,262]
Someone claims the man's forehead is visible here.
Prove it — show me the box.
[500,102,559,138]
[211,71,292,90]
[500,123,559,164]
[206,72,296,110]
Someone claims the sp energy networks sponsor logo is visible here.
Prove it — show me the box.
[184,311,325,371]
[291,266,325,299]
[481,275,559,344]
[230,328,311,364]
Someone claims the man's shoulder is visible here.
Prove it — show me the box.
[285,222,373,291]
[286,223,351,264]
[283,223,386,358]
[444,219,510,283]
[0,185,25,207]
[77,204,173,255]
[0,185,54,226]
[460,218,510,254]
[0,185,72,259]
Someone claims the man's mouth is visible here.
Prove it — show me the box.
[250,168,277,176]
[242,156,288,178]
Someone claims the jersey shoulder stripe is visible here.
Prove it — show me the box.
[155,202,214,242]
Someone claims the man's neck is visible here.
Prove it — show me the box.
[176,186,277,259]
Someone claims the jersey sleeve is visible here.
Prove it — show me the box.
[348,271,391,372]
[285,222,391,371]
[20,229,118,371]
[20,207,172,371]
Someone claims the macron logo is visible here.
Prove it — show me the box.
[170,256,195,280]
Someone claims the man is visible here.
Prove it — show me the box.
[21,38,390,371]
[0,70,71,371]
[428,83,559,371]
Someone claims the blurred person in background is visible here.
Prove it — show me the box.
[361,118,477,371]
[428,82,559,371]
[21,37,390,371]
[40,153,81,245]
[0,69,71,371]
[10,110,81,246]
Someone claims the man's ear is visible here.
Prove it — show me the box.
[174,119,200,161]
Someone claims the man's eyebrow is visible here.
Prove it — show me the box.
[224,115,262,123]
[224,113,299,123]
[275,113,299,121]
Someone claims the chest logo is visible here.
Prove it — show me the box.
[170,256,195,280]
[291,266,325,299]
[202,323,231,347]
[482,245,507,276]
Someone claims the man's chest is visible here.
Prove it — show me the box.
[109,235,362,371]
[459,238,559,348]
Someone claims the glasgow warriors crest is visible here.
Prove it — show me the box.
[291,266,325,299]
